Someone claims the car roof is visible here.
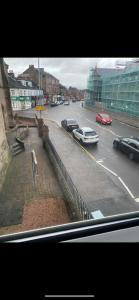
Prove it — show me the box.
[81,127,95,132]
[66,118,76,121]
[99,112,110,116]
[122,137,139,145]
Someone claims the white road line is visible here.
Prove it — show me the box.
[96,159,103,163]
[119,121,138,128]
[118,177,135,199]
[85,118,119,136]
[97,162,118,177]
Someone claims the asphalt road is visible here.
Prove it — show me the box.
[18,102,139,201]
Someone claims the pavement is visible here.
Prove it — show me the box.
[46,119,139,217]
[0,127,70,231]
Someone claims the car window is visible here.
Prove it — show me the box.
[122,138,129,143]
[85,131,97,136]
[79,130,83,135]
[101,114,110,118]
[129,143,138,149]
[67,120,77,125]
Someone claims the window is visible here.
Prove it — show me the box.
[2,57,139,244]
[128,143,138,149]
[79,129,83,135]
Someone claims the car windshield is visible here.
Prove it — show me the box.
[1,57,139,242]
[67,120,77,125]
[85,131,97,136]
[101,114,110,118]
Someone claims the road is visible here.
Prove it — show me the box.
[18,102,139,202]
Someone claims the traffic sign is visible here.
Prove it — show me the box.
[35,105,46,111]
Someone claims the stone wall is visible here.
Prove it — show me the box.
[0,104,10,191]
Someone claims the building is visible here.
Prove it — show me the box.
[18,65,60,101]
[0,58,12,191]
[0,59,14,129]
[8,71,44,110]
[85,61,139,117]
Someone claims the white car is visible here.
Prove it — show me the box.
[72,127,99,144]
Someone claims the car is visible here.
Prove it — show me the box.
[113,137,139,161]
[59,100,64,105]
[96,113,112,125]
[72,99,76,102]
[72,127,99,145]
[64,101,70,105]
[61,119,79,132]
[50,102,59,107]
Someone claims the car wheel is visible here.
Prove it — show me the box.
[113,141,118,149]
[72,132,75,138]
[80,139,83,145]
[129,153,134,160]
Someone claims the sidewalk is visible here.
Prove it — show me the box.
[46,120,139,217]
[0,127,70,235]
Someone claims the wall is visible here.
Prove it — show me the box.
[0,59,14,129]
[0,103,10,191]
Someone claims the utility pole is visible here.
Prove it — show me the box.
[38,58,41,118]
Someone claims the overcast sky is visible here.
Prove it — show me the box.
[4,58,133,89]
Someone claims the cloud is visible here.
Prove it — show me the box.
[4,57,133,89]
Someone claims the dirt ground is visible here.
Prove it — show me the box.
[0,197,71,235]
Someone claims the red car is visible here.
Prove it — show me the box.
[96,113,112,125]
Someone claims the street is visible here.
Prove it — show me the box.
[19,102,139,203]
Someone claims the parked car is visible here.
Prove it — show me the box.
[61,119,79,132]
[72,127,99,145]
[72,99,76,102]
[59,100,64,105]
[50,102,59,107]
[64,100,70,105]
[96,113,112,125]
[113,137,139,160]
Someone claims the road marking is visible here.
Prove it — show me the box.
[97,162,118,177]
[66,131,96,161]
[47,119,136,200]
[118,177,135,199]
[119,121,139,128]
[85,118,120,136]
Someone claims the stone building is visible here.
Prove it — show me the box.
[0,58,12,191]
[8,72,44,110]
[0,58,14,129]
[18,65,60,101]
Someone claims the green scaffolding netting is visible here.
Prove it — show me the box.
[85,66,139,117]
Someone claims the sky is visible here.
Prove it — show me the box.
[4,58,133,89]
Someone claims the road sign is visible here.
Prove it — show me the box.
[35,105,46,111]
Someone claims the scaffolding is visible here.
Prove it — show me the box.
[85,68,102,107]
[85,62,139,118]
[102,65,139,117]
